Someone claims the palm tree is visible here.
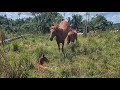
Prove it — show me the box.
[62,12,66,20]
[18,12,21,19]
[83,12,90,37]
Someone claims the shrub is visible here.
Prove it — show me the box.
[12,43,19,52]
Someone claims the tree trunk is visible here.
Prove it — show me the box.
[0,35,24,44]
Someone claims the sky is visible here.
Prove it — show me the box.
[0,12,120,24]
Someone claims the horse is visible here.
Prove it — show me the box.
[37,54,49,71]
[39,54,49,65]
[50,20,70,53]
[67,29,77,45]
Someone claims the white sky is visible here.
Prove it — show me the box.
[0,12,120,23]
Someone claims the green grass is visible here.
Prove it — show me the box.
[0,31,120,78]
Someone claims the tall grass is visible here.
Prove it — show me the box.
[0,32,120,78]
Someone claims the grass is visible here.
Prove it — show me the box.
[0,31,120,78]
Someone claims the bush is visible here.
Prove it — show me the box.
[116,36,120,42]
[12,43,19,52]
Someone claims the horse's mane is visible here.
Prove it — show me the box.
[50,23,59,29]
[59,20,69,30]
[50,21,70,31]
[54,23,59,27]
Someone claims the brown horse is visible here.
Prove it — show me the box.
[67,29,77,45]
[39,54,49,65]
[50,20,70,53]
[37,54,49,71]
[66,29,77,52]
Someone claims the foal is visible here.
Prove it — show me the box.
[67,29,77,45]
[67,29,78,52]
[37,54,49,71]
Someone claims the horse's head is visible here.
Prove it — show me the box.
[50,23,59,41]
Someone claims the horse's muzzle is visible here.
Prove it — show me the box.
[50,38,53,41]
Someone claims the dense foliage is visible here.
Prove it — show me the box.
[0,12,120,34]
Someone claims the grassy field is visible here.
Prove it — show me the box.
[0,31,120,78]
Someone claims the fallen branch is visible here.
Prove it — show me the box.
[0,35,24,44]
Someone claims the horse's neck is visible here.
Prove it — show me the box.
[63,27,70,37]
[55,29,64,40]
[56,27,70,40]
[56,29,62,35]
[63,31,69,38]
[58,29,69,39]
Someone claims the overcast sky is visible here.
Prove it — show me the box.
[0,12,120,24]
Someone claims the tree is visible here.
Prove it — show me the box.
[90,14,111,31]
[0,12,63,34]
[106,21,113,30]
[111,23,120,30]
[18,12,21,19]
[31,12,63,33]
[83,12,90,37]
[68,14,83,32]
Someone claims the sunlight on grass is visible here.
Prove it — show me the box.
[0,32,120,78]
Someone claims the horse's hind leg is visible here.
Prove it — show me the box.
[62,42,66,57]
[75,35,78,44]
[76,34,77,42]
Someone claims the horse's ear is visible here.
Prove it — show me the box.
[42,54,45,57]
[51,22,54,26]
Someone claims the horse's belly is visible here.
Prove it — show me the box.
[56,38,64,43]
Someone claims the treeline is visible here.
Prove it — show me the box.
[0,12,120,34]
[0,12,63,34]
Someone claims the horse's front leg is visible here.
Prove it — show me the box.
[62,42,64,53]
[57,42,60,52]
[67,36,70,45]
[76,35,77,42]
[75,35,78,44]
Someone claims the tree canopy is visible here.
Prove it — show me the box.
[90,14,113,31]
[0,12,119,34]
